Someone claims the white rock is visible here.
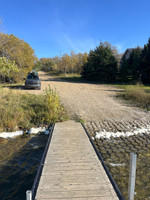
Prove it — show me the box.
[0,126,50,138]
[95,126,150,139]
[28,127,46,134]
[0,131,23,138]
[110,163,125,167]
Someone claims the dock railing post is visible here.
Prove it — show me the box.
[26,190,32,200]
[128,153,137,200]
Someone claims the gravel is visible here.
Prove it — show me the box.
[25,71,150,124]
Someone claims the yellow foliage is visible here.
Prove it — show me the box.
[0,33,38,81]
[44,85,67,123]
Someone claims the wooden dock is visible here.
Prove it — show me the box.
[35,120,119,200]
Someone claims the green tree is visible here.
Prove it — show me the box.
[141,38,150,83]
[0,57,19,82]
[120,47,142,82]
[119,57,129,82]
[82,42,118,83]
[128,47,142,81]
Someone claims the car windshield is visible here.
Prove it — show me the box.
[27,74,39,80]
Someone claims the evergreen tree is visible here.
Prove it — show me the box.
[82,42,118,83]
[119,57,129,82]
[141,38,150,83]
[128,47,142,81]
[119,47,142,83]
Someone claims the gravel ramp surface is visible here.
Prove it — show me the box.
[24,71,150,124]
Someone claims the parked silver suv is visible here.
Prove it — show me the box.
[25,71,41,90]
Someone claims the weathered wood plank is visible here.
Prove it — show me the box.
[35,120,119,200]
[36,189,116,199]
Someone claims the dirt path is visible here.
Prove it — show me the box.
[24,71,150,123]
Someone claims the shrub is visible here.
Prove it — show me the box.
[29,86,67,125]
[0,86,67,131]
[44,86,67,122]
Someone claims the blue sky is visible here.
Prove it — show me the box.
[0,0,150,58]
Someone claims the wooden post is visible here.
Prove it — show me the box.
[26,190,32,200]
[128,153,137,200]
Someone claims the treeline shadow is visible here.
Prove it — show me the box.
[1,85,38,91]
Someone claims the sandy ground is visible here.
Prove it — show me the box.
[24,71,150,123]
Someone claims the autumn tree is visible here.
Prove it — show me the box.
[75,52,88,73]
[52,56,61,72]
[33,61,42,71]
[40,57,58,73]
[40,58,54,71]
[0,33,38,81]
[82,42,118,83]
[69,51,77,73]
[40,52,88,75]
[61,53,71,75]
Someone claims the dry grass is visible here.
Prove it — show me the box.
[123,85,150,110]
[0,86,68,132]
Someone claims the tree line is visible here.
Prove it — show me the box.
[39,51,88,75]
[82,39,150,84]
[1,31,150,84]
[119,42,150,84]
[0,33,88,82]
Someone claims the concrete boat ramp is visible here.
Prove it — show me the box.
[35,120,119,200]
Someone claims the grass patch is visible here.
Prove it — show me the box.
[0,86,68,132]
[72,113,85,124]
[0,81,24,87]
[58,74,83,83]
[47,72,84,83]
[118,84,150,110]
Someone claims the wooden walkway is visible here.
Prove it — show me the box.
[35,120,119,200]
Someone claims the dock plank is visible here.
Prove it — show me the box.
[35,120,119,200]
